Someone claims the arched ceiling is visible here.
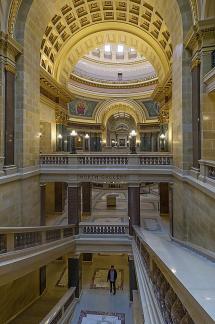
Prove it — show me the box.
[39,1,173,82]
[94,99,150,125]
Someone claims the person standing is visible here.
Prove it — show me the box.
[107,265,117,295]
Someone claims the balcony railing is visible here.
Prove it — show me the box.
[0,225,76,254]
[199,160,215,184]
[40,153,173,168]
[40,287,76,324]
[79,223,129,235]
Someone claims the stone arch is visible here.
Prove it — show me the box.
[56,27,169,85]
[94,99,148,126]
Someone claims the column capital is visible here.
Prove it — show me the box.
[0,32,22,63]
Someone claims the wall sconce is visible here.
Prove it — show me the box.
[57,134,63,139]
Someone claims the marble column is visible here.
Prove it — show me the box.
[68,255,82,298]
[39,265,46,295]
[55,182,65,213]
[82,182,92,217]
[56,124,63,152]
[159,183,169,216]
[129,257,137,302]
[192,61,201,169]
[128,185,140,235]
[68,184,81,231]
[40,183,46,226]
[4,65,15,166]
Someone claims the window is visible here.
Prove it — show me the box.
[104,44,111,52]
[117,44,124,53]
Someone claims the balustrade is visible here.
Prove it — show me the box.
[134,229,195,324]
[80,224,129,235]
[40,287,76,324]
[0,225,75,253]
[14,232,42,250]
[46,229,61,242]
[199,160,215,184]
[40,153,173,168]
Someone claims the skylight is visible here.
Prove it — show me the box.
[104,44,111,52]
[117,44,124,53]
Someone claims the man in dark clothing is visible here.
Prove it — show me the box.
[107,265,117,295]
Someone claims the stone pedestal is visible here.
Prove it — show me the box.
[68,255,82,298]
[159,183,169,216]
[40,183,46,226]
[82,182,92,216]
[68,184,81,230]
[128,185,140,235]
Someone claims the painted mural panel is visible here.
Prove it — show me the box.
[137,100,159,117]
[69,98,99,117]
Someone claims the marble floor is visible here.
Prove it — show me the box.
[70,289,133,324]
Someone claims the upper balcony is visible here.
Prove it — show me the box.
[40,152,173,183]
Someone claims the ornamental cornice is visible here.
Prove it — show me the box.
[70,73,158,90]
[40,68,73,104]
[0,32,22,63]
[184,18,215,54]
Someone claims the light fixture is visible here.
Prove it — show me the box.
[160,133,166,139]
[38,132,42,137]
[70,130,77,137]
[57,134,63,139]
[85,134,90,139]
[130,130,137,137]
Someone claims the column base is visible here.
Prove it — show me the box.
[190,167,200,179]
[3,165,17,175]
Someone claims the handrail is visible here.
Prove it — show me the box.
[40,287,76,324]
[133,226,215,324]
[0,225,76,254]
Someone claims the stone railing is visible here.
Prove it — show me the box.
[40,153,173,168]
[0,225,76,253]
[199,160,215,184]
[133,226,214,324]
[40,287,76,324]
[79,223,129,235]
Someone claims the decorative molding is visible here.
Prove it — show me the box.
[184,18,215,55]
[0,32,22,64]
[8,0,22,36]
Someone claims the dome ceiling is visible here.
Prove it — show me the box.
[71,43,157,84]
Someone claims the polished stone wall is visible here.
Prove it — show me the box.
[0,176,40,226]
[173,178,215,252]
[0,270,39,323]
